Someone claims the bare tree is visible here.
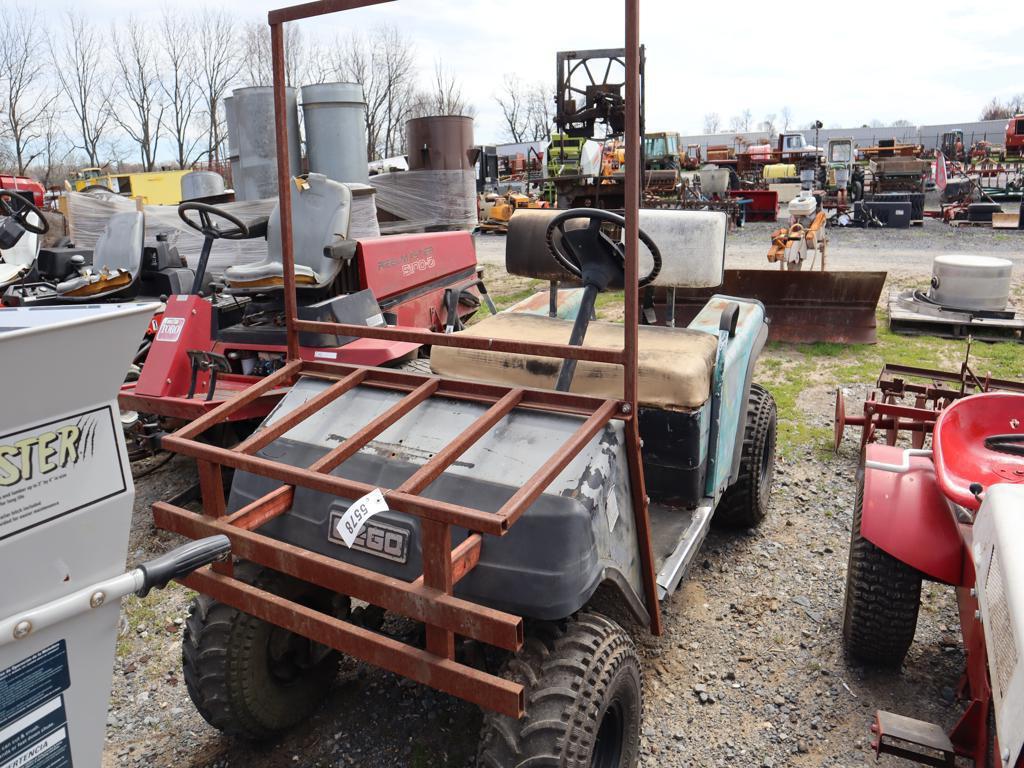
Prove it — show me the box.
[412,60,474,118]
[702,112,721,134]
[194,9,241,166]
[760,113,777,139]
[0,5,56,175]
[51,11,110,167]
[159,9,201,169]
[728,114,744,133]
[740,108,753,132]
[111,16,165,171]
[525,84,551,141]
[34,109,72,189]
[332,26,418,159]
[495,75,528,143]
[780,106,792,131]
[240,23,314,88]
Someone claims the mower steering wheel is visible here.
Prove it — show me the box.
[178,202,249,241]
[544,208,661,289]
[0,190,49,235]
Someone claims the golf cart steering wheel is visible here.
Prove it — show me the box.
[0,190,49,235]
[544,208,661,289]
[178,202,250,241]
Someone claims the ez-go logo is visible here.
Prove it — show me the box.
[329,514,410,564]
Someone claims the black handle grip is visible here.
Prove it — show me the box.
[719,302,740,338]
[136,535,231,597]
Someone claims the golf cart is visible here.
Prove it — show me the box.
[148,2,777,765]
[119,172,492,427]
[842,391,1024,767]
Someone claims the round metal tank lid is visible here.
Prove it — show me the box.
[301,82,365,106]
[932,254,1012,270]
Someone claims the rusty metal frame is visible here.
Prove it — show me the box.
[153,0,660,720]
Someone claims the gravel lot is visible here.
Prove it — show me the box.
[102,219,1020,767]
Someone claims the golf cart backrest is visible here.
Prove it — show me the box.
[55,211,144,299]
[225,173,353,293]
[506,208,726,288]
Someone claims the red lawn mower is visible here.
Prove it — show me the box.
[119,173,492,439]
[842,391,1024,767]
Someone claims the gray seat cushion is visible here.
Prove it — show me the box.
[56,211,144,298]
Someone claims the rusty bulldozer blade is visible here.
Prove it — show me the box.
[666,269,887,344]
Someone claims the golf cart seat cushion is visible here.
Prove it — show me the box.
[224,173,352,291]
[56,211,144,297]
[506,209,726,289]
[430,313,718,410]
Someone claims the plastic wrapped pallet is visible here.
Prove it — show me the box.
[370,169,477,233]
[64,185,380,276]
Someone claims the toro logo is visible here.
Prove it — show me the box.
[377,246,436,277]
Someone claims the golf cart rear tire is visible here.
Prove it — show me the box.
[182,563,344,740]
[842,477,922,668]
[477,612,642,768]
[714,383,777,529]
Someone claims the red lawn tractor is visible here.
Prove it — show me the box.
[842,391,1024,767]
[119,174,492,436]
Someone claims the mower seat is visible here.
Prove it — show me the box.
[0,212,42,288]
[430,313,719,410]
[224,174,352,292]
[56,211,144,298]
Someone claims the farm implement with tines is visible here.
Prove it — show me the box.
[146,1,781,765]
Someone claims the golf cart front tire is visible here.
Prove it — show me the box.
[714,383,777,528]
[477,612,642,768]
[182,563,345,740]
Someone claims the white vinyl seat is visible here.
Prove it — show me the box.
[224,174,353,292]
[56,211,144,298]
[0,212,42,288]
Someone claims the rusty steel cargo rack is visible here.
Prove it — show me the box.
[152,0,659,718]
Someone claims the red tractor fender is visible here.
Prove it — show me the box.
[860,443,966,586]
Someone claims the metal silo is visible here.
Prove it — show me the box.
[231,86,301,201]
[223,95,240,192]
[301,82,369,184]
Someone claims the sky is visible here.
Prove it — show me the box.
[49,0,1024,149]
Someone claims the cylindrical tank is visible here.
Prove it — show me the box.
[301,83,368,184]
[231,86,301,201]
[927,255,1012,311]
[406,116,474,170]
[180,171,226,201]
[223,95,240,191]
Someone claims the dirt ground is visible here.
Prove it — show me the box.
[102,221,1023,768]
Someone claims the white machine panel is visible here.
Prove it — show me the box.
[973,483,1024,768]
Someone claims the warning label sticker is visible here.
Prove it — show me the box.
[0,407,126,542]
[0,642,72,768]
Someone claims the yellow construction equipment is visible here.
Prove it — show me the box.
[478,192,549,234]
[70,168,194,205]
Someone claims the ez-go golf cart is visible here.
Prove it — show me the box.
[842,391,1024,768]
[148,1,777,765]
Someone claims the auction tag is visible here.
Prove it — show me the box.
[334,488,389,548]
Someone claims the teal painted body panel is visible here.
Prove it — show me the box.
[688,296,767,499]
[503,288,585,319]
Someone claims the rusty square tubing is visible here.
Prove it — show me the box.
[160,434,510,535]
[154,503,523,651]
[398,389,524,495]
[497,399,619,526]
[269,0,394,25]
[183,566,524,717]
[223,485,295,531]
[303,360,613,417]
[293,319,627,365]
[234,368,367,455]
[174,359,302,440]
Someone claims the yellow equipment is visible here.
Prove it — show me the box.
[478,192,549,233]
[70,168,194,205]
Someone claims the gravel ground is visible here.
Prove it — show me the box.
[100,221,1009,767]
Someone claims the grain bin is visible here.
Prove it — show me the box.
[301,82,368,184]
[230,86,301,201]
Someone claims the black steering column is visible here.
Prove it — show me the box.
[178,202,265,294]
[543,209,661,391]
